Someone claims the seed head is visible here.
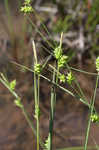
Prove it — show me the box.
[66,72,74,85]
[96,57,99,72]
[58,55,68,68]
[34,64,42,74]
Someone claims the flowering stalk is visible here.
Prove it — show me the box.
[32,40,42,150]
[84,57,99,150]
[0,74,41,145]
[48,33,64,150]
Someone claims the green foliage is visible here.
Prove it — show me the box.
[85,0,99,32]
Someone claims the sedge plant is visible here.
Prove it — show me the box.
[1,37,99,150]
[1,0,99,150]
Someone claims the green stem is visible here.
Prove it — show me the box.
[22,106,44,149]
[37,116,39,150]
[70,67,97,76]
[22,105,44,149]
[48,66,56,150]
[37,75,40,150]
[22,106,36,135]
[34,72,39,150]
[11,62,94,109]
[26,15,54,49]
[0,76,44,149]
[66,64,87,102]
[32,8,57,47]
[74,79,87,102]
[0,77,19,99]
[84,73,99,150]
[34,73,38,106]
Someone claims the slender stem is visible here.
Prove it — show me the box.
[33,39,40,150]
[34,72,40,150]
[74,79,87,102]
[31,7,57,47]
[26,15,54,49]
[84,73,99,150]
[0,77,19,99]
[22,106,36,135]
[32,40,38,64]
[48,65,56,150]
[66,64,88,104]
[22,106,44,149]
[38,76,40,107]
[0,76,44,149]
[37,116,39,150]
[37,75,40,150]
[11,62,94,109]
[70,67,97,76]
[34,73,38,106]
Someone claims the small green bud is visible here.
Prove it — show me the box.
[14,98,23,108]
[20,0,33,14]
[66,72,74,85]
[34,64,42,74]
[44,134,50,149]
[96,57,99,72]
[58,55,68,68]
[20,5,33,13]
[59,74,66,83]
[34,105,40,119]
[54,46,62,60]
[9,80,16,90]
[91,114,99,123]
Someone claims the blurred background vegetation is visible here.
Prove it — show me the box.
[0,0,99,71]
